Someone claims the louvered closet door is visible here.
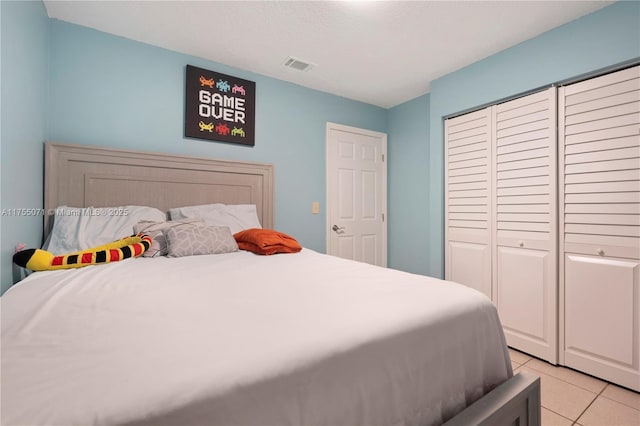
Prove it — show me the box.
[493,87,558,363]
[445,108,492,298]
[560,65,640,391]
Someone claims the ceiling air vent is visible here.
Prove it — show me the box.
[283,56,316,72]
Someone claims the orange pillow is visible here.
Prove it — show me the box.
[233,228,302,255]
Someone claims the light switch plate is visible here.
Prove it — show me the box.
[312,201,320,214]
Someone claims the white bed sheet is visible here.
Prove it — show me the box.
[1,249,512,426]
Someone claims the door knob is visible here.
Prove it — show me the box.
[332,224,345,233]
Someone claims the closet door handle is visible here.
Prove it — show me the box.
[518,241,524,248]
[596,248,604,256]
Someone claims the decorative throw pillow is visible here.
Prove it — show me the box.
[164,225,238,257]
[233,228,302,255]
[133,219,204,257]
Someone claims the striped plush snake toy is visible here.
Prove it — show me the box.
[13,234,152,271]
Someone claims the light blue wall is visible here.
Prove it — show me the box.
[47,20,386,258]
[387,94,430,274]
[0,0,50,294]
[0,17,387,293]
[426,1,640,279]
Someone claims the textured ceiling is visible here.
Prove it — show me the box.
[43,1,612,108]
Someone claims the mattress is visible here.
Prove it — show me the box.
[1,249,512,426]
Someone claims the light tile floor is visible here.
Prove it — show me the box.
[509,348,640,426]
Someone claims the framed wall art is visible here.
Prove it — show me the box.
[185,65,256,146]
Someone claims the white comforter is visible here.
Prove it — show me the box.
[1,249,511,426]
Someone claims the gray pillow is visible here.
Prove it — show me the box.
[134,219,204,257]
[164,225,238,258]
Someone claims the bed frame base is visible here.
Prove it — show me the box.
[444,371,540,426]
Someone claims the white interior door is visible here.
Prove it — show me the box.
[326,123,387,266]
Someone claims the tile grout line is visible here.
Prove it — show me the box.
[523,362,640,411]
[520,362,606,395]
[511,350,640,421]
[597,393,640,413]
[572,384,609,425]
[543,406,575,425]
[519,361,600,425]
[515,360,577,423]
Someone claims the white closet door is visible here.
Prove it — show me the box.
[493,87,558,363]
[445,108,492,298]
[559,65,640,390]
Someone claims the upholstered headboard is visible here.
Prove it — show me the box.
[44,142,274,237]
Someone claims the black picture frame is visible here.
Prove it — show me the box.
[185,65,256,146]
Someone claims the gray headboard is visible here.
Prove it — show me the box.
[44,142,273,237]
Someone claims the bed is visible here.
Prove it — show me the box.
[1,142,540,426]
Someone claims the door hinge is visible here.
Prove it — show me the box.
[382,213,385,222]
[382,154,385,162]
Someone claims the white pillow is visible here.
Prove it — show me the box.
[169,203,262,235]
[46,205,166,255]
